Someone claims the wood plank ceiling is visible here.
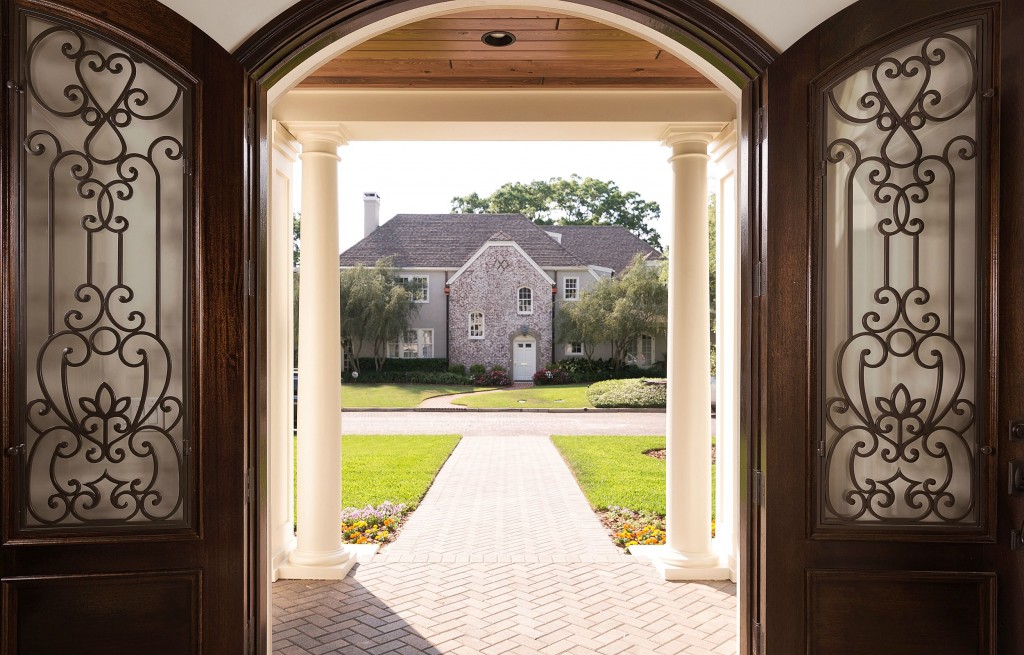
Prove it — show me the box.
[297,9,715,89]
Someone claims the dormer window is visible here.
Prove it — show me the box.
[517,287,533,314]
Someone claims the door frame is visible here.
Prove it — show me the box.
[235,2,775,653]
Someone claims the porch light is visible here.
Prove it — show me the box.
[481,31,516,47]
[444,284,450,296]
[551,284,557,295]
[519,324,529,336]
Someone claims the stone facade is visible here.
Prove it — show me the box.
[448,245,553,371]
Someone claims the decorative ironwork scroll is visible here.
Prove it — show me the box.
[19,15,191,528]
[820,25,984,526]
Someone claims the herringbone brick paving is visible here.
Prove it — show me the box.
[274,435,736,654]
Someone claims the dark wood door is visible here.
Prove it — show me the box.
[0,0,250,653]
[763,0,1024,652]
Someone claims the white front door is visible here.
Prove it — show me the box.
[512,339,537,381]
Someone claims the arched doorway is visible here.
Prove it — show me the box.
[239,2,773,653]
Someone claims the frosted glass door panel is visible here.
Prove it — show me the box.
[819,24,986,527]
[19,15,192,529]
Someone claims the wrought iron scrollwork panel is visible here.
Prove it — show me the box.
[19,15,192,528]
[820,25,985,526]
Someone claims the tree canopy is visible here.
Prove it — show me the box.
[557,254,668,366]
[339,257,418,372]
[451,174,663,249]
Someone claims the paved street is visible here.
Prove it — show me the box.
[341,410,667,437]
[274,424,736,655]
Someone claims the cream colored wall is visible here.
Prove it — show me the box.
[268,122,298,580]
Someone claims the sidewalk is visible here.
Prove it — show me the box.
[416,381,535,410]
[273,434,735,655]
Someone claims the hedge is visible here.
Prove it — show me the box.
[352,357,448,373]
[550,357,667,383]
[587,378,667,408]
[346,371,474,385]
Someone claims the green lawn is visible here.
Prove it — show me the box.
[341,383,494,408]
[452,383,594,409]
[551,435,667,514]
[294,434,460,519]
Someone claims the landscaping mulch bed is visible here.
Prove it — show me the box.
[643,446,716,463]
[598,506,667,549]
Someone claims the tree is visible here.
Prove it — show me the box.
[557,253,668,366]
[339,257,418,372]
[451,174,663,249]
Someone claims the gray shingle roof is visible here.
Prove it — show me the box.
[338,214,663,273]
[339,214,586,268]
[541,225,663,274]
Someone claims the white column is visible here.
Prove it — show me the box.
[648,125,730,581]
[277,123,354,580]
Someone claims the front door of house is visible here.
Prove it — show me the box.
[0,0,250,652]
[513,339,536,381]
[761,0,1024,652]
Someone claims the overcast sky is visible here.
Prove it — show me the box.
[292,140,678,253]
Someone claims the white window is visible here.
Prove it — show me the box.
[563,276,579,300]
[386,328,434,358]
[566,342,583,356]
[469,311,485,339]
[517,287,533,314]
[626,334,654,367]
[397,275,429,303]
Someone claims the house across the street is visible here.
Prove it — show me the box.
[339,193,666,380]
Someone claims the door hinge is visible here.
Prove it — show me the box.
[245,107,255,137]
[244,260,254,297]
[817,440,825,457]
[752,620,764,655]
[753,261,766,298]
[244,466,255,506]
[756,106,766,144]
[753,470,765,506]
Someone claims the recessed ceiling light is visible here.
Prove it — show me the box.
[481,31,516,47]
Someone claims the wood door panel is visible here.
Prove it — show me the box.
[4,571,199,655]
[763,0,1020,652]
[806,570,996,655]
[0,0,248,652]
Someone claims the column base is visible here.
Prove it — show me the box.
[277,546,356,580]
[629,545,732,581]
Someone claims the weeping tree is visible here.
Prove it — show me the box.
[557,253,668,366]
[339,257,418,373]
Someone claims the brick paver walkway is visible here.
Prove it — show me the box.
[274,434,736,655]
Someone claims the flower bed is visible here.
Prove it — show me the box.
[341,501,408,545]
[599,505,666,548]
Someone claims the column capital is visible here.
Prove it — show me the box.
[282,121,349,156]
[660,122,729,149]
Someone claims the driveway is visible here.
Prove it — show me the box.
[340,410,667,436]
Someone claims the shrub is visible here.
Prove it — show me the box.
[468,364,487,376]
[551,357,667,383]
[490,364,507,372]
[532,368,572,385]
[587,378,667,408]
[447,363,466,375]
[473,368,512,386]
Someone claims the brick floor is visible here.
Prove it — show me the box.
[274,435,736,654]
